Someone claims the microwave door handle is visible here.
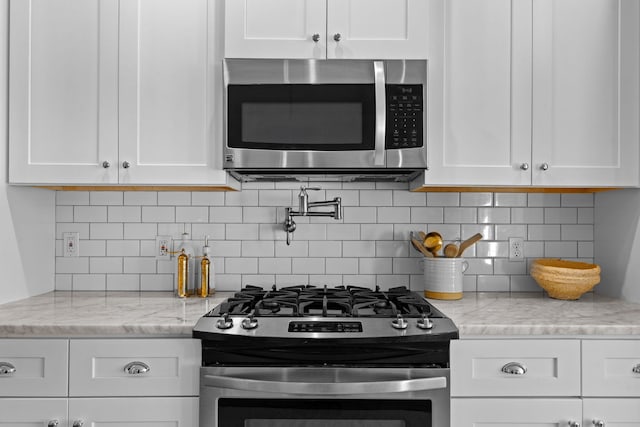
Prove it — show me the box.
[203,374,446,395]
[373,61,386,166]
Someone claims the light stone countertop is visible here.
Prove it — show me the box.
[0,291,639,338]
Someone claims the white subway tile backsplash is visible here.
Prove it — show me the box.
[360,190,392,206]
[90,192,123,205]
[142,207,175,223]
[56,188,593,292]
[158,192,190,206]
[378,207,410,223]
[176,207,209,223]
[91,223,124,240]
[74,206,107,222]
[108,206,141,223]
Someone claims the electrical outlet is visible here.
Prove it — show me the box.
[509,237,525,261]
[155,235,172,260]
[63,232,79,257]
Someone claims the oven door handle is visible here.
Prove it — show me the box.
[203,374,446,395]
[373,60,386,167]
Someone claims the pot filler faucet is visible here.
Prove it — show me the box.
[283,187,342,245]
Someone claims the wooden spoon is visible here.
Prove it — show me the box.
[443,243,459,258]
[423,231,443,257]
[456,233,483,257]
[411,238,434,258]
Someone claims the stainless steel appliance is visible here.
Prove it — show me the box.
[223,59,427,182]
[193,285,458,427]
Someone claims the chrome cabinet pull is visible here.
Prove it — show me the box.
[333,33,341,42]
[122,161,131,169]
[102,161,110,168]
[520,163,529,170]
[124,361,150,375]
[501,362,527,375]
[632,364,640,374]
[0,362,16,375]
[540,162,549,171]
[593,420,605,427]
[312,33,320,42]
[47,421,59,427]
[73,420,84,427]
[568,422,581,427]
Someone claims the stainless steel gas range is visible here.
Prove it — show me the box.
[193,285,459,427]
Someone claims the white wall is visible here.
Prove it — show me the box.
[595,189,640,303]
[0,0,55,304]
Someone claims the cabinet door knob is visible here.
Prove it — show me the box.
[540,162,549,171]
[501,362,527,375]
[47,421,59,427]
[0,362,16,375]
[568,422,581,427]
[73,421,84,427]
[102,161,110,168]
[593,420,605,427]
[122,161,131,169]
[124,361,150,375]
[333,33,341,42]
[312,33,320,42]
[520,163,529,170]
[632,363,640,374]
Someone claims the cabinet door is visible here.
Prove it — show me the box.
[583,398,640,426]
[532,0,640,187]
[0,399,67,427]
[9,0,119,184]
[225,0,327,59]
[119,0,229,185]
[69,397,198,427]
[423,0,532,186]
[326,0,427,59]
[451,398,582,427]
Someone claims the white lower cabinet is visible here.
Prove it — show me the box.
[452,398,582,426]
[0,338,200,427]
[451,338,640,427]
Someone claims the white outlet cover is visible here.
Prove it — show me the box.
[63,232,79,257]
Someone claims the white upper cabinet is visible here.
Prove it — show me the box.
[423,0,532,186]
[9,0,119,184]
[531,0,639,187]
[420,0,639,188]
[224,0,428,59]
[10,0,234,187]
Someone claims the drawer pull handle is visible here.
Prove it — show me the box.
[48,421,59,427]
[0,362,16,375]
[593,421,605,427]
[633,364,640,374]
[568,422,581,427]
[73,420,84,427]
[501,362,527,375]
[124,361,150,375]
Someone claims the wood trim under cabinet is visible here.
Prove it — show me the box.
[35,185,239,191]
[411,186,623,193]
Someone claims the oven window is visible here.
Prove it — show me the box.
[217,399,431,427]
[227,84,375,151]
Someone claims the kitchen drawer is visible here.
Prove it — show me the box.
[583,340,640,397]
[0,339,68,397]
[451,339,581,397]
[69,338,200,397]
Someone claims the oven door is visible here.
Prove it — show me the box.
[223,59,387,170]
[200,366,450,427]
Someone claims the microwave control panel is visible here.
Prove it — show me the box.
[386,84,424,149]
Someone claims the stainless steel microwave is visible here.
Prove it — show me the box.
[223,59,427,182]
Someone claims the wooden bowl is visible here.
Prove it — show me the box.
[530,259,601,300]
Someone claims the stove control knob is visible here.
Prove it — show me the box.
[241,314,258,330]
[216,313,233,330]
[391,314,408,330]
[417,314,433,330]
